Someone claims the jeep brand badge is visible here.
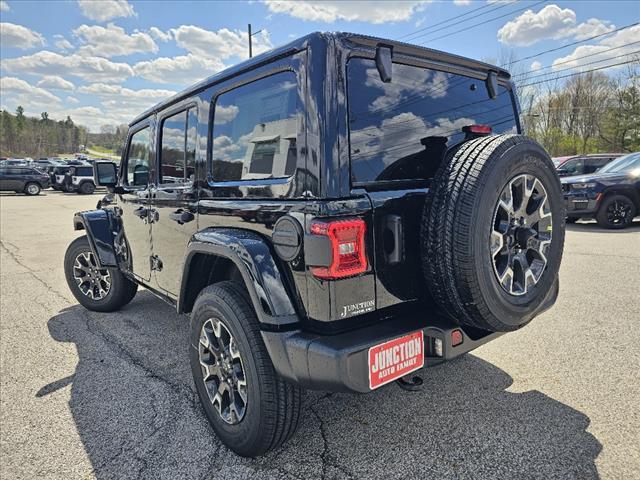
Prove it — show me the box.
[340,299,375,318]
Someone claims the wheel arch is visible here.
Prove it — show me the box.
[73,209,119,267]
[178,228,300,329]
[599,186,640,209]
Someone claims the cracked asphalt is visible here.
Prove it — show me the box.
[1,191,639,480]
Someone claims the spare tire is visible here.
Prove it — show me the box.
[422,134,565,332]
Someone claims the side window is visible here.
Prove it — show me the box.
[211,71,300,182]
[159,108,197,184]
[586,157,609,173]
[126,127,150,186]
[561,158,584,175]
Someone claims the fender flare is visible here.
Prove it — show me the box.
[73,209,119,267]
[178,228,300,328]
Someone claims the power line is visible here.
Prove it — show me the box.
[512,41,640,78]
[518,59,638,88]
[510,22,639,65]
[397,1,508,42]
[418,0,547,45]
[515,49,640,82]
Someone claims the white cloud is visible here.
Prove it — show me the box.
[497,5,576,46]
[77,0,135,22]
[551,25,640,72]
[0,22,46,49]
[366,64,449,113]
[531,60,542,72]
[567,18,614,41]
[134,53,224,85]
[66,96,80,104]
[54,35,74,52]
[77,83,176,112]
[213,105,239,125]
[453,0,471,5]
[36,75,75,91]
[2,51,134,83]
[0,76,61,110]
[149,27,172,42]
[74,23,158,58]
[53,105,128,128]
[263,0,429,24]
[498,5,616,47]
[171,25,272,60]
[0,1,9,12]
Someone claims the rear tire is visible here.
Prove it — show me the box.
[422,135,565,332]
[595,194,636,229]
[24,182,41,196]
[64,236,138,312]
[79,182,95,195]
[189,281,302,457]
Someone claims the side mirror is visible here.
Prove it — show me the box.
[375,45,393,83]
[94,161,118,187]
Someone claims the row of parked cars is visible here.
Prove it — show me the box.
[0,156,111,196]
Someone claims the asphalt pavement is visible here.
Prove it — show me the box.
[1,191,639,479]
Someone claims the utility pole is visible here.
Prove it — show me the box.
[248,23,262,58]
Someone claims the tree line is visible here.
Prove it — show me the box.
[0,107,89,158]
[508,60,639,157]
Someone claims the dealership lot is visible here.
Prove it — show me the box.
[1,191,639,480]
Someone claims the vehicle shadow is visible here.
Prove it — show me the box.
[43,293,602,479]
[566,218,640,234]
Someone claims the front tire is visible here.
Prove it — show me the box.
[189,281,302,457]
[596,194,636,229]
[24,182,41,196]
[64,236,138,312]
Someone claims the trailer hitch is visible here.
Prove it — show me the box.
[396,374,424,391]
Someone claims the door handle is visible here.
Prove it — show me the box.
[169,209,194,225]
[133,206,148,219]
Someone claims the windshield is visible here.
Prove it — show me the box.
[597,153,640,173]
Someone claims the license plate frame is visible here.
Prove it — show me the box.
[368,331,424,390]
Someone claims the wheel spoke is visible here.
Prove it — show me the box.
[198,316,248,425]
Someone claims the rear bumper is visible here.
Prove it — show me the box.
[261,312,503,393]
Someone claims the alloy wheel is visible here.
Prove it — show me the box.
[491,174,552,296]
[73,251,111,300]
[199,318,248,425]
[27,184,39,195]
[606,199,633,226]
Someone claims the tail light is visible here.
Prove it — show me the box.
[462,124,492,135]
[310,218,367,279]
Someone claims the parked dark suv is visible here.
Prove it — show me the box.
[0,166,50,195]
[562,152,640,228]
[64,33,565,457]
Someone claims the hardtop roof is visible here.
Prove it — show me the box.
[129,31,510,127]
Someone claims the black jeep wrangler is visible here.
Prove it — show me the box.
[64,33,565,457]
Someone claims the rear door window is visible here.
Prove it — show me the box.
[159,108,197,184]
[211,71,301,182]
[76,167,93,176]
[347,58,518,183]
[126,127,150,186]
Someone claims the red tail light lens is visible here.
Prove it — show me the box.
[463,124,492,134]
[310,219,367,279]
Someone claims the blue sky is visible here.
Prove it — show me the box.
[1,0,638,130]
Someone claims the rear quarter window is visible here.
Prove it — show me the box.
[347,58,518,184]
[211,71,302,182]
